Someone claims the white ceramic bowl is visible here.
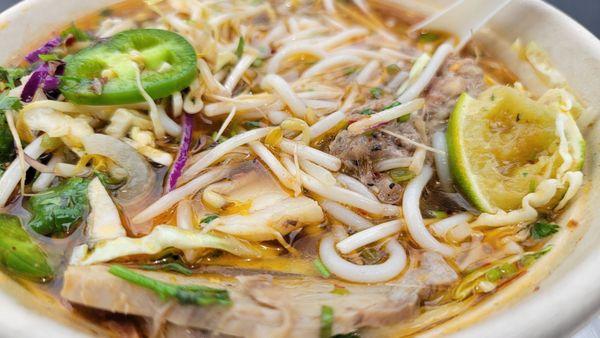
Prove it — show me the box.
[0,1,597,337]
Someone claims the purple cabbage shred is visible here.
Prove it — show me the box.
[24,37,62,64]
[20,61,63,103]
[166,113,194,192]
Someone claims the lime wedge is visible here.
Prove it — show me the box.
[447,86,584,213]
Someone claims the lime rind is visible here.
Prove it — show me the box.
[447,93,496,213]
[446,86,585,213]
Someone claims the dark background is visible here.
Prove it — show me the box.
[0,0,597,37]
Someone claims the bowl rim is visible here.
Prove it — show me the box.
[0,0,598,337]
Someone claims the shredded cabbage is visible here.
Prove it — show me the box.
[70,225,267,265]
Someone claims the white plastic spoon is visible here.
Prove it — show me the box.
[410,0,512,51]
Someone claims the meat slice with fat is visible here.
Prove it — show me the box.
[61,252,457,337]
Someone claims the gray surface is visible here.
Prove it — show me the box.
[0,0,596,337]
[547,0,600,37]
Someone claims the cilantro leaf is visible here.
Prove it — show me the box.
[0,92,23,162]
[0,92,23,111]
[27,178,90,236]
[0,66,27,89]
[60,23,91,41]
[531,220,559,239]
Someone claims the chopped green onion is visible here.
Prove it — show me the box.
[320,305,334,338]
[382,101,401,111]
[454,246,552,300]
[369,87,383,99]
[60,23,91,41]
[419,32,439,43]
[331,286,350,296]
[235,36,245,59]
[141,262,193,276]
[99,8,113,17]
[40,135,63,151]
[397,113,411,123]
[359,247,383,264]
[485,268,502,282]
[520,245,552,267]
[386,64,401,75]
[431,210,448,219]
[333,333,361,338]
[528,179,538,193]
[243,121,262,129]
[389,168,416,184]
[200,215,219,224]
[109,265,231,306]
[359,108,374,115]
[252,58,264,67]
[343,67,358,75]
[211,132,227,143]
[313,259,331,278]
[498,263,518,277]
[381,101,410,122]
[38,54,60,62]
[94,171,125,189]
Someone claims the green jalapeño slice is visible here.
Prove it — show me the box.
[60,29,197,105]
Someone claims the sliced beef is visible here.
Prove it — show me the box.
[329,119,421,204]
[61,251,457,338]
[422,55,486,129]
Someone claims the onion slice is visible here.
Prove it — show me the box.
[319,234,407,283]
[82,134,156,206]
[166,113,193,192]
